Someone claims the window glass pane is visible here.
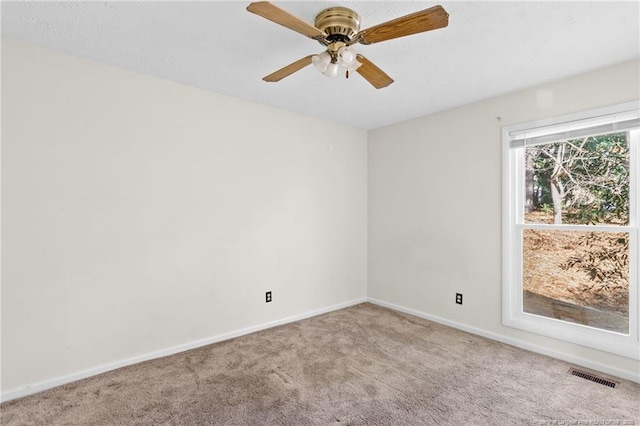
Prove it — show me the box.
[522,229,629,334]
[524,132,629,225]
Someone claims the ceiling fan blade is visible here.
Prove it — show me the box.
[247,2,325,39]
[357,5,449,45]
[355,55,394,89]
[263,55,315,82]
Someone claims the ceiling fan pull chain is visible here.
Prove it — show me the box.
[346,70,350,79]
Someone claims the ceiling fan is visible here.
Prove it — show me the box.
[246,2,449,89]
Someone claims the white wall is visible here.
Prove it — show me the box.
[368,59,640,380]
[1,39,367,395]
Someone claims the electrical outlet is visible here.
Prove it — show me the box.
[266,291,272,303]
[456,293,463,305]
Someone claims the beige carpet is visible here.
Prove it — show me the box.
[1,303,638,425]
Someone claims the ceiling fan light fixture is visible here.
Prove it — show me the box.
[312,45,360,78]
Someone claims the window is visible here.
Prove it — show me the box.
[502,101,639,359]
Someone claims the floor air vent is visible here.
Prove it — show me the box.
[568,368,618,388]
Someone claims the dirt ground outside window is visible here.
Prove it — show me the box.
[522,211,629,333]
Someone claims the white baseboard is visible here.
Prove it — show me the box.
[367,297,640,384]
[1,297,367,403]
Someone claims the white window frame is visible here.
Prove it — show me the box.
[502,101,640,360]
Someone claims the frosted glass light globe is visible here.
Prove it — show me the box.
[312,51,331,73]
[324,62,340,78]
[339,47,355,65]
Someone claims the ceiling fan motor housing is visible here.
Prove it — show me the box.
[315,7,361,42]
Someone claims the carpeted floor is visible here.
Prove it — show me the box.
[1,303,638,425]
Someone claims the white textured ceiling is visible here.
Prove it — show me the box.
[2,1,639,129]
